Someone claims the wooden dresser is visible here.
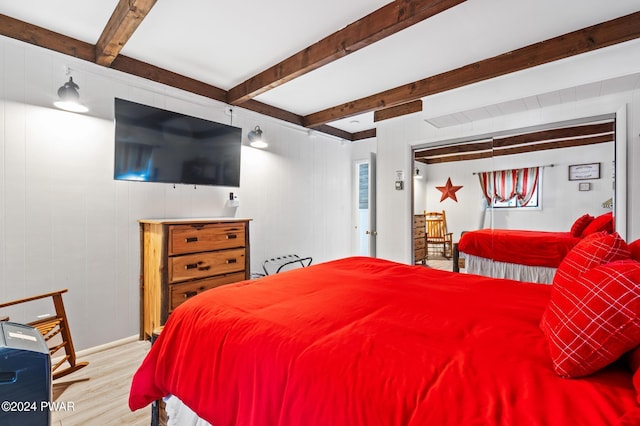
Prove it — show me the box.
[413,214,426,264]
[138,218,251,340]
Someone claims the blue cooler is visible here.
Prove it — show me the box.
[0,322,51,426]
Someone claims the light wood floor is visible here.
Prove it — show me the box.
[51,339,151,426]
[424,255,457,272]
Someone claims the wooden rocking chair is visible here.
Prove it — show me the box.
[0,289,88,380]
[425,210,453,259]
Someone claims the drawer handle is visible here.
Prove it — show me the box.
[185,237,198,243]
[226,234,238,240]
[185,263,199,270]
[198,265,211,271]
[184,291,198,299]
[226,258,238,264]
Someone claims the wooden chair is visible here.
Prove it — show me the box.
[0,289,88,380]
[425,211,453,259]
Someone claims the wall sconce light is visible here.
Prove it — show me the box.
[248,126,268,149]
[414,168,423,179]
[54,76,88,113]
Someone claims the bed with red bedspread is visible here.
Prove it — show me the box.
[458,228,581,267]
[129,254,640,425]
[457,212,614,284]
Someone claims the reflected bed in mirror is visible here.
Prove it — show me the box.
[412,114,625,280]
[457,212,613,284]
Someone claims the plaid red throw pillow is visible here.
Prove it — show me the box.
[542,260,640,377]
[629,239,640,262]
[552,231,630,290]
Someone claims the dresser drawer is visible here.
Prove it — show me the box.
[413,215,425,227]
[414,238,425,249]
[414,227,425,239]
[169,223,246,255]
[169,248,246,283]
[170,272,245,311]
[414,248,426,261]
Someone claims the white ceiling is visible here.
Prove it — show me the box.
[1,1,639,135]
[425,72,640,128]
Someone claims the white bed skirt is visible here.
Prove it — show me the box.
[165,395,212,426]
[462,253,556,284]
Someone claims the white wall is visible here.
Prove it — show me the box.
[0,36,363,350]
[377,49,640,263]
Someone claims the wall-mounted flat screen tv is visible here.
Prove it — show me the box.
[114,98,242,187]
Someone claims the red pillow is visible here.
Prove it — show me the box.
[628,346,640,404]
[635,362,640,406]
[551,231,630,290]
[629,347,640,372]
[581,212,613,236]
[541,260,640,377]
[629,239,640,262]
[570,214,594,237]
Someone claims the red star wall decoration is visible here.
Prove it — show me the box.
[436,177,463,202]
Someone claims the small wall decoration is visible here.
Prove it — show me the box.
[578,182,591,191]
[569,163,600,180]
[436,177,463,202]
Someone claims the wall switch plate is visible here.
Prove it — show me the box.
[395,181,404,190]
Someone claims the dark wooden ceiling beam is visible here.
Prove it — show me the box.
[416,127,613,164]
[493,134,613,157]
[226,0,466,105]
[0,14,95,61]
[421,151,491,164]
[419,134,613,164]
[110,55,228,102]
[304,11,640,128]
[493,122,614,148]
[374,100,423,122]
[95,0,158,66]
[415,140,493,159]
[240,100,354,141]
[240,99,304,126]
[353,128,377,141]
[314,125,355,141]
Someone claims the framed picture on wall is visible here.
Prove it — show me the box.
[578,182,591,191]
[568,163,600,181]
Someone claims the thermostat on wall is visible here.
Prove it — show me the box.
[395,170,405,190]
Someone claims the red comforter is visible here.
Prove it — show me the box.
[458,228,582,267]
[129,257,637,425]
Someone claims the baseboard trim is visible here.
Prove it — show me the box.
[77,335,140,357]
[51,335,140,365]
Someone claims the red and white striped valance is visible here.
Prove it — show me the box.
[478,167,539,207]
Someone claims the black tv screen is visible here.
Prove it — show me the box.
[114,98,242,187]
